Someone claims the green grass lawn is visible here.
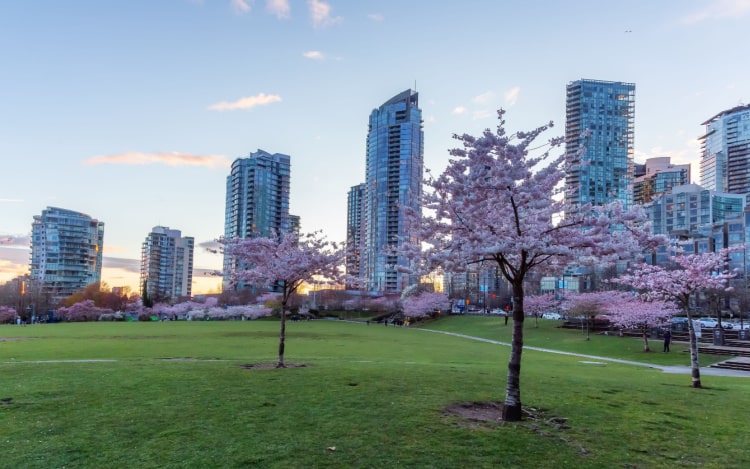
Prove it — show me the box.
[1,318,748,468]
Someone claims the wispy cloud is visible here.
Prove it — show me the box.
[102,256,141,273]
[504,86,521,107]
[452,106,468,115]
[83,152,231,168]
[0,246,30,284]
[368,13,384,21]
[231,0,251,15]
[303,50,325,60]
[680,0,750,24]
[472,110,493,120]
[472,91,495,105]
[308,0,342,28]
[199,240,223,254]
[0,235,30,247]
[266,0,290,18]
[208,92,282,111]
[0,198,23,203]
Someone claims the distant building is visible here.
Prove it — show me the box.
[223,149,294,290]
[565,79,635,214]
[362,89,423,293]
[632,157,691,205]
[346,183,365,289]
[30,207,104,302]
[140,226,194,303]
[699,104,750,196]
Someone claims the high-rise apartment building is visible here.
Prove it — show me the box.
[565,79,635,213]
[699,104,750,196]
[223,149,292,289]
[346,183,365,288]
[140,226,194,303]
[362,89,423,293]
[30,207,104,301]
[632,157,691,205]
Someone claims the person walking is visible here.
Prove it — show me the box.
[663,328,671,352]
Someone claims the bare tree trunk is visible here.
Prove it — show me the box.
[503,280,524,422]
[642,328,650,352]
[277,302,287,368]
[687,323,702,388]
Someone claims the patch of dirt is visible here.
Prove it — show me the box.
[0,337,32,342]
[240,363,308,370]
[444,402,588,455]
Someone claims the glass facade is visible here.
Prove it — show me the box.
[700,105,750,195]
[346,183,365,288]
[362,90,423,293]
[565,79,635,214]
[223,149,292,289]
[30,207,104,301]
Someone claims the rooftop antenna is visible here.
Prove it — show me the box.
[414,80,417,92]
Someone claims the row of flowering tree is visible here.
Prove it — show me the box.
[403,110,663,421]
[0,305,18,323]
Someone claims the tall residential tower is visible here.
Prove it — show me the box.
[699,104,750,196]
[565,79,635,213]
[362,89,423,293]
[140,226,194,303]
[30,207,104,301]
[223,149,292,289]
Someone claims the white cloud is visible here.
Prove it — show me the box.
[208,92,282,111]
[680,0,750,24]
[308,0,342,28]
[83,152,231,168]
[472,110,493,120]
[504,86,521,107]
[368,13,384,21]
[0,235,30,247]
[266,0,290,18]
[452,106,468,115]
[230,0,251,15]
[303,50,325,60]
[0,198,23,203]
[472,91,495,105]
[425,115,436,123]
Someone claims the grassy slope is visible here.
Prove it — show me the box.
[0,319,748,468]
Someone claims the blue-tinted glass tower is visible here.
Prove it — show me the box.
[699,104,750,195]
[565,79,635,214]
[346,183,365,289]
[223,149,291,289]
[363,90,423,293]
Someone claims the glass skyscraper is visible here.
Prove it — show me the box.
[30,206,104,301]
[699,104,750,195]
[565,79,635,214]
[346,183,365,289]
[362,89,423,293]
[223,149,291,289]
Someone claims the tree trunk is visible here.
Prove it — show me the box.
[642,328,650,352]
[685,311,701,388]
[277,301,287,368]
[503,280,524,422]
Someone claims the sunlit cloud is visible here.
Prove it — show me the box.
[472,91,495,105]
[266,0,290,18]
[103,256,141,274]
[0,198,23,203]
[83,152,231,169]
[0,235,30,247]
[452,106,468,115]
[303,50,325,60]
[504,86,521,107]
[308,0,342,28]
[103,245,129,254]
[0,247,30,284]
[368,13,384,21]
[230,0,251,15]
[680,0,750,24]
[208,92,282,111]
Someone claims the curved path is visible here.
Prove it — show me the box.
[420,328,750,378]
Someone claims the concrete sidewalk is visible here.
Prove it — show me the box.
[420,328,750,378]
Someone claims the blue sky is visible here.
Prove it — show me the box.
[1,0,749,293]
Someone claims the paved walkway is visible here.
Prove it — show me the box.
[420,328,750,378]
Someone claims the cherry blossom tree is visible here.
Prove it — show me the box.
[523,293,559,326]
[562,291,615,340]
[224,231,345,368]
[402,291,450,318]
[605,295,677,352]
[405,110,662,421]
[56,300,113,322]
[0,306,17,323]
[614,248,737,388]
